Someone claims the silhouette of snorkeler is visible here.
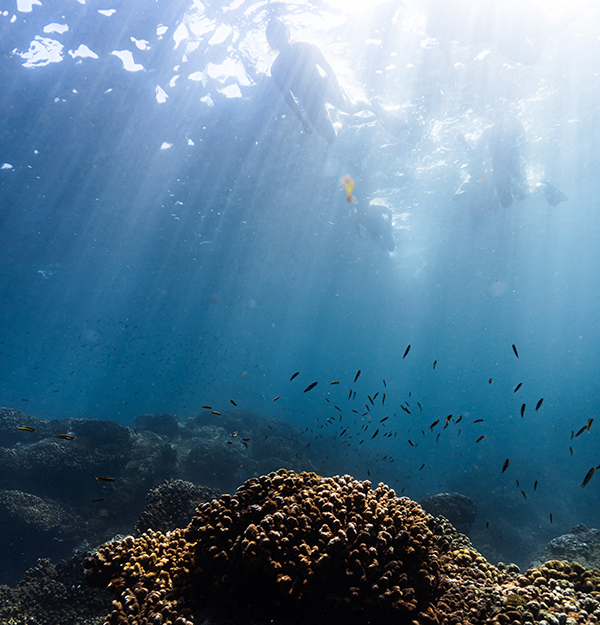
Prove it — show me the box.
[266,18,368,144]
[355,203,395,252]
[458,113,567,210]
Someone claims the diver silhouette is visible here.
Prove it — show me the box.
[458,113,567,210]
[266,18,368,144]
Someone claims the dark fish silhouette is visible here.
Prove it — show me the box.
[534,481,538,491]
[514,383,522,393]
[472,419,484,424]
[403,345,411,358]
[575,425,587,438]
[501,458,510,474]
[96,476,116,482]
[433,360,437,370]
[230,399,237,406]
[488,378,493,384]
[408,439,415,447]
[581,467,596,488]
[550,513,553,523]
[372,429,379,439]
[272,396,280,401]
[429,419,440,431]
[476,435,485,443]
[587,418,594,432]
[512,344,519,358]
[520,404,526,418]
[54,434,75,440]
[535,398,544,411]
[330,381,340,385]
[354,370,361,383]
[290,372,300,381]
[521,490,527,500]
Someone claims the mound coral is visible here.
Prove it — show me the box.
[85,469,600,625]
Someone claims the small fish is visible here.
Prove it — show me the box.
[54,434,75,440]
[17,426,35,432]
[354,370,361,383]
[535,398,544,411]
[433,360,437,370]
[486,521,490,529]
[512,344,519,358]
[382,393,386,406]
[368,395,374,406]
[341,175,356,203]
[534,480,538,491]
[476,435,486,443]
[330,381,340,385]
[472,419,484,424]
[92,498,105,503]
[290,372,300,381]
[581,467,596,488]
[408,439,415,447]
[569,446,574,456]
[242,437,250,442]
[520,404,526,418]
[210,411,221,415]
[230,431,238,438]
[521,490,527,500]
[96,476,116,482]
[418,463,425,471]
[303,382,318,393]
[400,405,411,415]
[455,415,463,424]
[230,399,237,406]
[379,416,389,423]
[514,382,523,393]
[587,418,594,432]
[373,393,379,401]
[575,425,587,438]
[201,405,212,410]
[272,396,280,401]
[444,414,453,428]
[550,513,553,523]
[133,427,138,435]
[383,379,386,387]
[417,402,422,412]
[403,344,411,359]
[372,429,379,439]
[429,419,440,431]
[348,389,353,400]
[488,378,493,384]
[516,479,520,487]
[501,458,510,474]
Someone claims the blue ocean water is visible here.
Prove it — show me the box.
[1,0,599,570]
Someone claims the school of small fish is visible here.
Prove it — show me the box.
[14,340,597,526]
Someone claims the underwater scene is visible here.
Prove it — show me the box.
[1,0,600,623]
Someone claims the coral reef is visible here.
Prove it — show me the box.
[0,553,112,625]
[134,478,220,535]
[86,470,600,625]
[532,524,600,570]
[420,492,477,536]
[0,407,318,584]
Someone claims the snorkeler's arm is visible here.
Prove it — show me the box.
[313,47,354,111]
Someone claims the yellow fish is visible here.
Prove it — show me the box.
[341,175,356,203]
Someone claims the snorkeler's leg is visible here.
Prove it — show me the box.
[307,105,336,144]
[493,167,513,208]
